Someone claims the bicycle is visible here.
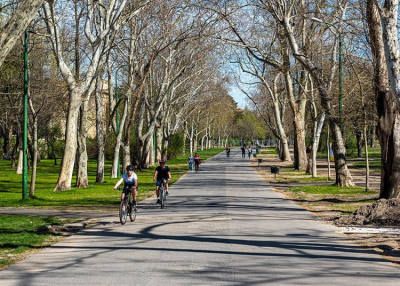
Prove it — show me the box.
[195,162,200,172]
[159,179,167,209]
[118,187,137,225]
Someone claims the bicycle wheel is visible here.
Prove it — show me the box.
[129,203,136,222]
[119,199,128,225]
[160,188,165,209]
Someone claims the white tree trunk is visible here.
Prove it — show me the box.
[111,99,128,178]
[0,0,45,67]
[156,126,163,161]
[54,88,80,190]
[122,143,130,171]
[312,113,326,177]
[194,131,198,152]
[16,149,23,174]
[163,137,169,159]
[76,99,89,188]
[272,98,291,162]
[378,0,400,97]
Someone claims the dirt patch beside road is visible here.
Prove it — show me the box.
[337,198,400,226]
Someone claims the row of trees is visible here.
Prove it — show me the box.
[1,1,400,199]
[0,0,240,194]
[205,0,400,199]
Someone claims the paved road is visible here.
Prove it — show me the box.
[1,149,399,285]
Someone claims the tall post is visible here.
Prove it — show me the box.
[115,70,120,176]
[22,29,28,200]
[151,71,156,164]
[153,124,156,164]
[338,31,343,132]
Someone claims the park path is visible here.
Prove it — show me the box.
[0,149,399,285]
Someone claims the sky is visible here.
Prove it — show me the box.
[229,85,248,108]
[227,64,257,109]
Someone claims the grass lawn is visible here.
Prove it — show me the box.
[0,215,65,269]
[287,184,379,214]
[351,159,381,172]
[0,148,225,208]
[257,146,380,216]
[289,185,367,195]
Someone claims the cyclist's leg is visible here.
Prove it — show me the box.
[121,187,129,211]
[165,179,169,195]
[121,186,128,202]
[156,180,162,203]
[130,186,137,204]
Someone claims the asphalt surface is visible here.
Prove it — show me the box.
[1,149,399,285]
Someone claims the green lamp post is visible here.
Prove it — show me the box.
[22,29,29,200]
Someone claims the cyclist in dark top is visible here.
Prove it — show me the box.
[153,159,171,205]
[194,152,201,172]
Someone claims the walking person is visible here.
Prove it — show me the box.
[306,145,312,174]
[188,154,194,172]
[248,147,252,159]
[241,146,246,158]
[226,145,231,157]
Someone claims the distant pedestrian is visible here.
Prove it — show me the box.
[306,145,312,159]
[188,154,194,172]
[306,145,312,174]
[248,147,252,159]
[226,145,231,157]
[241,146,246,158]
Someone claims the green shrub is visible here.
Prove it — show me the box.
[167,133,184,160]
[345,133,357,158]
[86,137,97,159]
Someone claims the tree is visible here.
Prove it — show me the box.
[42,0,129,190]
[367,0,400,198]
[259,0,354,186]
[0,0,46,67]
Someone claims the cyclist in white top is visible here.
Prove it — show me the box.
[114,165,138,206]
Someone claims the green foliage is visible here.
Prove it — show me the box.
[234,108,268,141]
[167,133,184,160]
[104,133,116,161]
[86,137,97,159]
[344,134,357,158]
[39,124,64,160]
